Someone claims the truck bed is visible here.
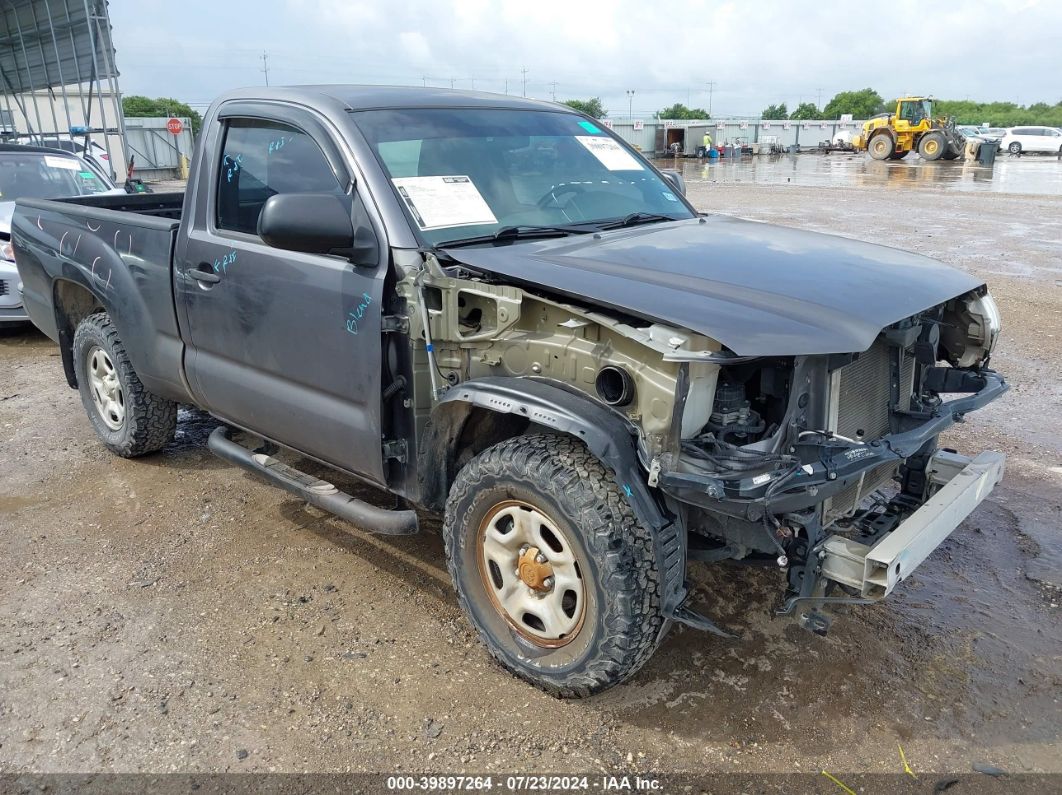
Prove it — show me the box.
[54,190,185,221]
[13,191,190,404]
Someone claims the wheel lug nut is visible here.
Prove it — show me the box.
[535,552,547,564]
[542,576,554,590]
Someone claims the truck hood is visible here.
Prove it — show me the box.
[442,215,983,356]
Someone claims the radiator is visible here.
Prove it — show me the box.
[825,337,915,522]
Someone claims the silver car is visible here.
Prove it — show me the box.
[0,144,124,326]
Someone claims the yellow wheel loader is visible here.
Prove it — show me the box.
[854,97,965,162]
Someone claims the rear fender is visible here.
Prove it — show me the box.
[12,202,188,403]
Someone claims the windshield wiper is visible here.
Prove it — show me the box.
[596,212,679,230]
[439,224,595,249]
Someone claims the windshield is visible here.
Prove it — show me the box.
[0,153,111,200]
[353,108,694,245]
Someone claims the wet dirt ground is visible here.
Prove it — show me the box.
[1,157,1060,780]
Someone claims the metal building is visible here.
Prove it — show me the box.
[0,0,127,177]
[605,117,868,156]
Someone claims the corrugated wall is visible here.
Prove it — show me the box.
[605,118,868,154]
[123,117,194,179]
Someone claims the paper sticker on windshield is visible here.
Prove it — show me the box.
[44,156,80,170]
[391,175,497,230]
[575,136,643,171]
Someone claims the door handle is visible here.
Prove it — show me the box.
[191,265,221,284]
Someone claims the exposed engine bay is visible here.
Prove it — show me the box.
[399,249,1007,631]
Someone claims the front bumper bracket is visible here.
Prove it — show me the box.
[818,450,1005,599]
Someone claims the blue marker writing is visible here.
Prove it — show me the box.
[212,249,237,273]
[345,292,374,335]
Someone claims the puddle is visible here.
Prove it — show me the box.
[664,152,1062,196]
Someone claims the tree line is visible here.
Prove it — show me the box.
[123,96,203,134]
[563,90,1062,127]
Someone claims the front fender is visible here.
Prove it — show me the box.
[433,376,668,531]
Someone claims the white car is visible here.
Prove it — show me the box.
[999,126,1062,155]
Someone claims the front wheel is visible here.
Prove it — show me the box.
[1008,142,1022,155]
[73,312,177,457]
[918,131,947,161]
[868,133,894,160]
[443,435,665,697]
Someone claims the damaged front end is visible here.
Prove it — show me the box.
[655,288,1007,632]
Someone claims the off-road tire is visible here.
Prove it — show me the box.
[73,311,177,457]
[443,434,664,697]
[919,131,947,161]
[1008,141,1022,155]
[868,133,894,161]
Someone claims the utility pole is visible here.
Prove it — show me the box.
[449,77,455,89]
[521,66,529,98]
[816,87,823,111]
[549,81,558,101]
[260,51,270,86]
[422,76,428,87]
[626,89,635,120]
[504,78,509,95]
[705,81,714,116]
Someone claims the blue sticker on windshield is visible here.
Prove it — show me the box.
[578,120,602,134]
[662,191,678,202]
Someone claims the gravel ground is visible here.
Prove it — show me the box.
[1,159,1059,780]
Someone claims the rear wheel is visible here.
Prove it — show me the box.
[1008,141,1022,155]
[868,133,894,160]
[443,434,665,697]
[73,312,177,457]
[918,132,947,161]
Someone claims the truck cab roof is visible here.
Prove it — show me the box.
[211,84,571,113]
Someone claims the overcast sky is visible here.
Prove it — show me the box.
[110,0,1061,117]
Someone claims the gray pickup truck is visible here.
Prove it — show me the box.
[14,86,1007,697]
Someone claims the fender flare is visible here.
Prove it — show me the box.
[429,376,669,532]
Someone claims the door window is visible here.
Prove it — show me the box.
[216,119,344,235]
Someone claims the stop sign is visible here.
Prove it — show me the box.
[166,117,184,135]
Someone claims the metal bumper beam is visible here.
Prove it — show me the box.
[819,450,1005,599]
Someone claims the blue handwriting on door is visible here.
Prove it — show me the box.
[212,250,237,273]
[345,293,374,335]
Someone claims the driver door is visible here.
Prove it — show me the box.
[175,108,387,484]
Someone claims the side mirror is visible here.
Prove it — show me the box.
[659,169,686,196]
[259,192,377,264]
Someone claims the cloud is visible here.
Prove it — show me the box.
[109,0,1062,116]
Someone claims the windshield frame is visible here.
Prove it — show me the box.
[350,106,698,249]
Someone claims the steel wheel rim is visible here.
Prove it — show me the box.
[87,345,125,430]
[477,500,586,648]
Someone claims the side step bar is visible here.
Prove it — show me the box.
[208,426,419,536]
